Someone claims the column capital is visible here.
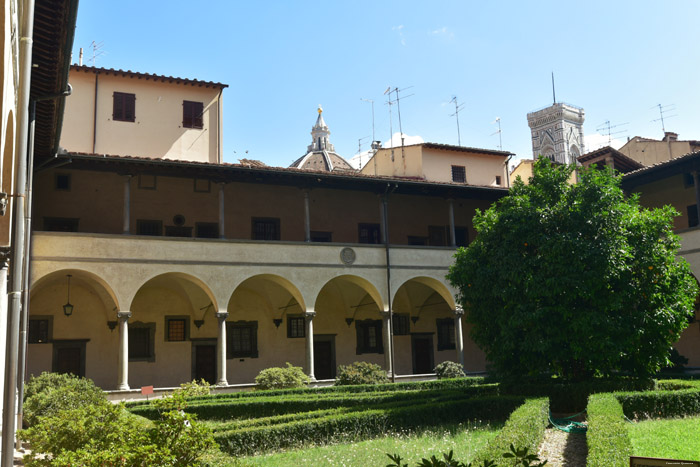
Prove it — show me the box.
[305,310,316,319]
[216,311,229,321]
[117,311,132,321]
[380,310,392,319]
[453,306,464,317]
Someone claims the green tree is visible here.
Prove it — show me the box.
[447,159,698,380]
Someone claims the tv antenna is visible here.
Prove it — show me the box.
[356,136,370,169]
[385,86,414,158]
[360,98,375,143]
[490,117,503,151]
[595,120,628,145]
[87,41,105,65]
[651,103,677,134]
[449,96,466,146]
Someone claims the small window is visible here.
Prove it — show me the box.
[165,317,188,342]
[287,316,306,338]
[165,225,193,237]
[684,173,695,188]
[428,225,447,246]
[136,219,162,236]
[688,205,699,228]
[407,236,428,246]
[129,323,155,361]
[392,314,410,336]
[356,319,383,354]
[437,318,456,351]
[113,92,136,122]
[252,217,280,241]
[195,222,219,239]
[227,321,258,358]
[55,174,71,191]
[495,175,502,186]
[455,226,469,247]
[28,318,51,343]
[358,223,381,244]
[183,101,204,129]
[310,231,332,242]
[193,178,211,193]
[138,174,156,190]
[451,165,466,183]
[43,217,79,232]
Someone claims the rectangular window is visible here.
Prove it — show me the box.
[428,225,447,246]
[684,173,695,188]
[392,314,410,336]
[193,178,211,193]
[164,225,193,237]
[43,217,79,232]
[437,318,456,351]
[183,101,204,129]
[129,323,155,361]
[358,223,381,244]
[455,226,469,247]
[356,319,383,354]
[28,318,50,343]
[451,165,466,183]
[407,236,428,246]
[113,92,136,122]
[165,317,188,342]
[495,175,502,186]
[251,217,280,240]
[287,316,306,338]
[138,174,156,190]
[688,205,699,228]
[136,219,163,236]
[227,321,258,358]
[54,173,71,191]
[195,222,219,239]
[310,231,332,242]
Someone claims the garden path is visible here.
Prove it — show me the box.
[537,428,587,467]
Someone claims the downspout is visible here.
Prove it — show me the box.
[383,183,398,383]
[15,86,72,448]
[2,0,35,463]
[505,154,513,187]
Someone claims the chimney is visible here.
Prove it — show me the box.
[663,131,678,142]
[79,47,83,66]
[371,140,382,150]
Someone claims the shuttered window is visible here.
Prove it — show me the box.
[113,92,135,122]
[183,101,204,129]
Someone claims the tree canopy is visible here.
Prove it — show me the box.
[447,159,698,380]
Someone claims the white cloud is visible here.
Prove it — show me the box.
[431,26,454,39]
[392,25,406,46]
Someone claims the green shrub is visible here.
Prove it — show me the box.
[335,361,388,386]
[255,362,310,390]
[586,393,632,467]
[471,398,549,466]
[615,387,700,419]
[23,372,107,427]
[434,361,466,379]
[176,378,212,398]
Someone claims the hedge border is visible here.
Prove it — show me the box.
[586,393,631,467]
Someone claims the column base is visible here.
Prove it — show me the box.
[308,375,317,383]
[216,379,228,387]
[117,383,130,391]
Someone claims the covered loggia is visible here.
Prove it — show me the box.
[27,269,120,388]
[313,275,388,379]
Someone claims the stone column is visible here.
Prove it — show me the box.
[216,311,229,386]
[448,199,456,247]
[305,310,316,381]
[218,183,226,239]
[379,195,387,243]
[123,175,132,234]
[303,189,311,242]
[453,306,465,370]
[381,310,393,377]
[117,311,132,390]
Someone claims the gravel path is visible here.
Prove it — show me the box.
[537,427,588,467]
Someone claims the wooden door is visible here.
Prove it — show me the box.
[194,344,216,384]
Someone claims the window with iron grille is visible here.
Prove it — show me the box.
[227,321,258,358]
[287,316,305,338]
[113,92,136,122]
[392,314,410,336]
[251,218,280,240]
[355,319,383,354]
[136,219,163,236]
[358,223,381,244]
[28,318,50,343]
[183,101,204,129]
[129,323,155,361]
[451,165,466,183]
[436,318,456,350]
[195,222,219,239]
[55,173,71,191]
[165,317,188,342]
[43,217,79,232]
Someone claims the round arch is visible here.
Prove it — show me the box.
[31,268,120,312]
[394,276,456,311]
[227,273,306,314]
[314,274,385,313]
[129,271,218,313]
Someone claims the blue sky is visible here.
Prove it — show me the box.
[70,1,700,168]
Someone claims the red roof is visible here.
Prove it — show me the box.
[70,65,228,89]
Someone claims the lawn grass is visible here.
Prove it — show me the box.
[201,422,499,467]
[628,415,700,460]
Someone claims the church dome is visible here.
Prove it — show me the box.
[290,106,354,172]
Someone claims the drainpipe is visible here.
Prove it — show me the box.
[92,72,99,154]
[15,87,73,447]
[505,154,513,187]
[2,0,35,462]
[383,183,398,382]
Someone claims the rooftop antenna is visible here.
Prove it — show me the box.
[595,120,629,145]
[387,86,414,160]
[383,87,395,161]
[449,96,465,146]
[491,117,502,151]
[360,98,375,143]
[551,72,556,104]
[356,136,370,169]
[88,41,105,65]
[651,103,677,134]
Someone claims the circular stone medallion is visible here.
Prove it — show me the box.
[340,247,356,265]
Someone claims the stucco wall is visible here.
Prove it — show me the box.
[619,139,693,166]
[421,149,506,186]
[633,174,696,230]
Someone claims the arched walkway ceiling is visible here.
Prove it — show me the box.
[314,275,386,315]
[31,268,120,312]
[394,277,456,311]
[129,272,218,313]
[228,274,306,313]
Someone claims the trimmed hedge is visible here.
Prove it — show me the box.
[615,387,700,419]
[471,397,549,466]
[214,395,524,456]
[586,393,631,467]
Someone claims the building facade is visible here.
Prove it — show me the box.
[526,102,585,165]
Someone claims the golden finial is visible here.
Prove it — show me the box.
[317,105,323,115]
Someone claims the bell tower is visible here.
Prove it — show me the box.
[527,102,585,165]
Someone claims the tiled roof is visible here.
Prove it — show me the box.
[70,65,228,89]
[621,149,700,189]
[403,142,514,157]
[577,146,644,173]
